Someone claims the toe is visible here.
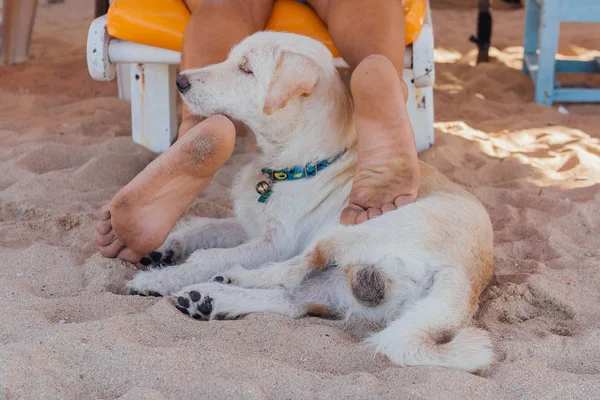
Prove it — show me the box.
[340,203,364,226]
[381,203,397,213]
[95,218,112,235]
[96,229,117,246]
[98,205,111,221]
[99,237,124,258]
[367,208,383,219]
[355,210,369,225]
[393,193,418,208]
[116,247,143,264]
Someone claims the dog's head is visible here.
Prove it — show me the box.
[177,32,352,159]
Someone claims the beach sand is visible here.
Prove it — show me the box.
[0,1,599,398]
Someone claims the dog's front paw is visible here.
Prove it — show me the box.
[138,238,186,268]
[171,287,216,320]
[126,270,177,297]
[139,250,176,269]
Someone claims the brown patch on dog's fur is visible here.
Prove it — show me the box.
[263,52,317,115]
[306,241,335,271]
[306,303,329,317]
[468,247,496,310]
[346,266,390,307]
[432,329,455,345]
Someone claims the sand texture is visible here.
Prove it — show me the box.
[0,1,599,399]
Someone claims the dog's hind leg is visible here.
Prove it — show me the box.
[363,266,493,373]
[218,231,374,289]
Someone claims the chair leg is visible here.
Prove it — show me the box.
[129,63,178,153]
[403,69,434,152]
[116,64,132,101]
[0,0,37,65]
[522,0,541,74]
[535,2,560,105]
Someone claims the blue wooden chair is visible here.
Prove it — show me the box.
[522,0,600,105]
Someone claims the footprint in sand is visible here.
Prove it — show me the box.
[478,283,577,336]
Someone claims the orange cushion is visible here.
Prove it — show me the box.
[107,0,426,55]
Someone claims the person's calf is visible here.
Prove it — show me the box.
[96,115,236,263]
[340,54,420,225]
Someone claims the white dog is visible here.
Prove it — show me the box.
[126,32,495,373]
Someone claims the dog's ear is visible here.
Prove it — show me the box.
[263,52,318,116]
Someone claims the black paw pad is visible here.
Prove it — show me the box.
[139,257,152,266]
[213,276,232,284]
[189,290,201,302]
[197,296,213,315]
[149,251,163,262]
[177,296,190,308]
[162,250,174,265]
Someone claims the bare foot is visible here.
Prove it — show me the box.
[95,115,236,263]
[340,54,420,225]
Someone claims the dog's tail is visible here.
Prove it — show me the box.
[365,324,493,373]
[363,267,493,373]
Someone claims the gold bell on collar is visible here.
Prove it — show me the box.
[255,181,272,195]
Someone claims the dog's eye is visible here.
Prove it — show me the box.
[239,62,253,75]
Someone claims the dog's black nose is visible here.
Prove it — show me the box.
[176,74,191,93]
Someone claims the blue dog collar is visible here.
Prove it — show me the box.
[256,149,346,203]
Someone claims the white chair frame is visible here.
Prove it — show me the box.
[86,0,435,153]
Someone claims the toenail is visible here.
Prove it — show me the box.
[177,296,190,308]
[139,257,152,266]
[213,276,224,283]
[149,252,162,262]
[189,291,201,302]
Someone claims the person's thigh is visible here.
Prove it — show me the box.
[307,0,404,26]
[305,0,332,21]
[184,0,274,27]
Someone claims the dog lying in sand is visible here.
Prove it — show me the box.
[126,32,495,373]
